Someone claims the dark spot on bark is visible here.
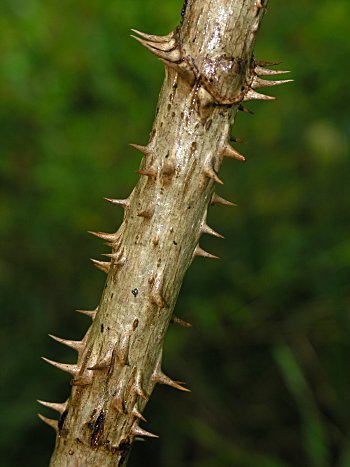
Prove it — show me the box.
[165,151,169,158]
[180,112,184,119]
[132,288,139,298]
[133,319,139,330]
[111,293,114,299]
[107,326,110,331]
[76,438,82,444]
[172,111,175,118]
[191,141,197,152]
[173,241,178,245]
[58,410,68,431]
[188,205,191,209]
[101,324,104,333]
[68,450,74,455]
[91,410,106,447]
[160,121,163,128]
[167,103,171,111]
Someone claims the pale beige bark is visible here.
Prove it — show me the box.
[39,0,290,465]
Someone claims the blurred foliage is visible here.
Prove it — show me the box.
[0,0,349,465]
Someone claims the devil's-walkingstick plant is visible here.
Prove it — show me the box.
[38,0,291,465]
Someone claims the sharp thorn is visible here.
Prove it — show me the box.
[134,369,148,401]
[111,394,124,414]
[204,168,224,185]
[37,414,58,432]
[243,89,276,102]
[42,357,79,377]
[129,143,151,157]
[37,400,68,415]
[255,65,290,76]
[130,28,174,44]
[48,334,84,353]
[90,259,110,274]
[136,168,157,179]
[104,197,129,208]
[152,371,191,392]
[211,193,237,207]
[101,252,125,266]
[194,245,220,260]
[171,315,192,328]
[76,309,97,320]
[88,231,118,242]
[131,423,159,439]
[238,104,254,115]
[252,76,294,89]
[130,35,176,52]
[201,224,225,239]
[116,333,130,366]
[131,35,181,62]
[222,143,246,161]
[132,405,147,423]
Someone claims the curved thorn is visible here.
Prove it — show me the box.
[116,333,130,366]
[90,259,110,274]
[129,143,151,157]
[37,414,58,432]
[131,423,158,439]
[201,224,225,239]
[37,400,68,415]
[211,193,237,207]
[131,28,174,43]
[48,334,84,353]
[171,315,192,328]
[204,168,224,185]
[222,144,246,162]
[194,245,220,260]
[131,35,176,52]
[42,357,79,377]
[243,89,276,102]
[252,76,294,89]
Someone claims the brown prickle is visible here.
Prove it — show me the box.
[255,65,290,76]
[132,405,147,423]
[204,168,224,185]
[37,414,58,432]
[152,371,191,392]
[238,104,254,115]
[131,35,176,52]
[243,89,276,102]
[48,334,84,353]
[111,380,125,414]
[251,76,293,89]
[116,333,131,366]
[130,28,174,44]
[201,223,225,239]
[193,245,220,260]
[104,197,130,209]
[90,259,111,274]
[37,399,68,415]
[76,309,97,320]
[211,193,237,207]
[131,35,181,62]
[41,357,79,377]
[171,315,192,328]
[129,143,151,157]
[136,168,157,179]
[88,231,118,242]
[131,423,159,439]
[134,369,148,401]
[88,343,114,370]
[151,291,165,309]
[222,143,246,162]
[101,252,125,266]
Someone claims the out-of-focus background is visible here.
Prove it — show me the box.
[1,0,349,465]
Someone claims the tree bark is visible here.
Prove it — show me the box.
[39,0,290,465]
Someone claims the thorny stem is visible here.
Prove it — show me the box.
[39,0,291,465]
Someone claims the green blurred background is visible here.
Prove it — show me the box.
[1,0,349,465]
